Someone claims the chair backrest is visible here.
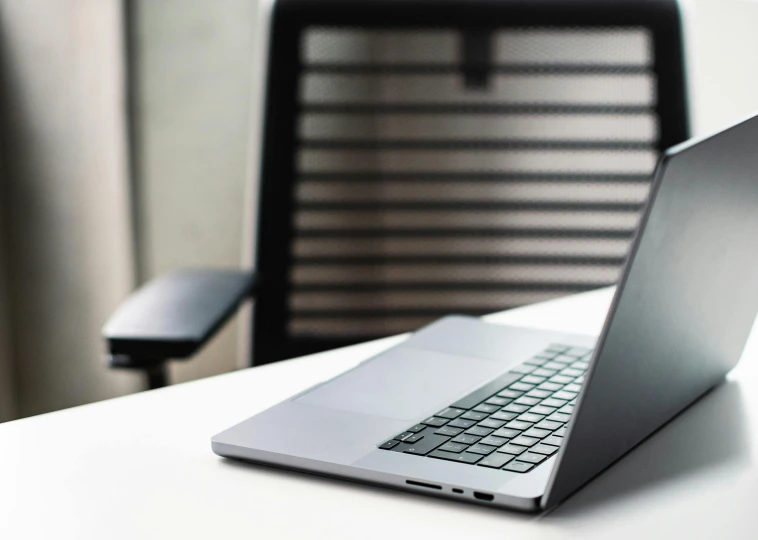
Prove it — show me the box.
[251,0,690,365]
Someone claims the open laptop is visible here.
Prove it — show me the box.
[213,113,758,512]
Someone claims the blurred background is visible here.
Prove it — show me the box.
[0,0,757,422]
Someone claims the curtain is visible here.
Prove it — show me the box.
[0,146,16,422]
[0,0,142,420]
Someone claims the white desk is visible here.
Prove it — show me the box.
[2,288,757,539]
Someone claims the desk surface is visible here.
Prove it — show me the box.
[2,288,757,539]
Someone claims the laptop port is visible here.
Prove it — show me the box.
[474,492,494,501]
[406,480,442,490]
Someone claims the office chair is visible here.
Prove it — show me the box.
[104,0,689,389]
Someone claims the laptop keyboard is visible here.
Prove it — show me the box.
[378,344,592,473]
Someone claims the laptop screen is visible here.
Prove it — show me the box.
[544,113,758,508]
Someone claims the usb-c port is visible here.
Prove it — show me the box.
[474,492,494,501]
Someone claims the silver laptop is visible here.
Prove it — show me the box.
[213,113,758,512]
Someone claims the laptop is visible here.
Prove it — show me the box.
[212,113,758,512]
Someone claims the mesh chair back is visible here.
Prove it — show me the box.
[252,0,689,365]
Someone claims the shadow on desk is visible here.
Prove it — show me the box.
[546,380,751,519]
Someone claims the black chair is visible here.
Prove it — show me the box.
[104,0,690,388]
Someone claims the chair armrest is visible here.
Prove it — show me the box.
[103,268,257,363]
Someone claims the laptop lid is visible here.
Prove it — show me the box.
[542,112,758,509]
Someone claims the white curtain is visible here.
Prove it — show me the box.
[0,0,142,420]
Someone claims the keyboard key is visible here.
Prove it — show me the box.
[407,424,426,433]
[422,417,448,427]
[405,433,424,443]
[492,427,522,439]
[524,357,549,366]
[535,420,563,430]
[465,426,494,437]
[429,450,483,464]
[439,442,469,453]
[547,412,571,423]
[575,375,586,384]
[467,444,496,455]
[497,389,524,399]
[544,436,564,447]
[530,405,556,416]
[526,389,552,399]
[477,453,515,468]
[451,434,481,445]
[518,452,547,464]
[560,368,584,378]
[514,396,540,406]
[460,411,488,421]
[558,404,575,415]
[448,418,477,429]
[531,444,559,456]
[485,396,511,406]
[490,410,518,422]
[564,383,582,393]
[554,426,568,437]
[553,391,577,401]
[531,368,557,377]
[541,398,567,408]
[523,427,551,439]
[505,420,533,431]
[479,435,508,447]
[565,346,592,357]
[538,382,563,392]
[543,361,565,370]
[379,440,399,449]
[509,364,535,374]
[520,375,547,385]
[505,420,532,431]
[435,407,466,419]
[435,426,464,437]
[403,433,450,455]
[394,432,414,441]
[509,382,535,392]
[504,461,534,473]
[571,361,590,371]
[549,375,574,385]
[552,355,575,364]
[503,403,529,413]
[511,436,540,447]
[478,418,505,429]
[498,444,527,455]
[516,413,545,424]
[472,403,500,414]
[450,371,521,409]
[546,344,569,353]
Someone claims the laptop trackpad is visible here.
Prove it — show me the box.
[295,347,507,421]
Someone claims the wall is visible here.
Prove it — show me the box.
[131,0,259,382]
[686,0,758,135]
